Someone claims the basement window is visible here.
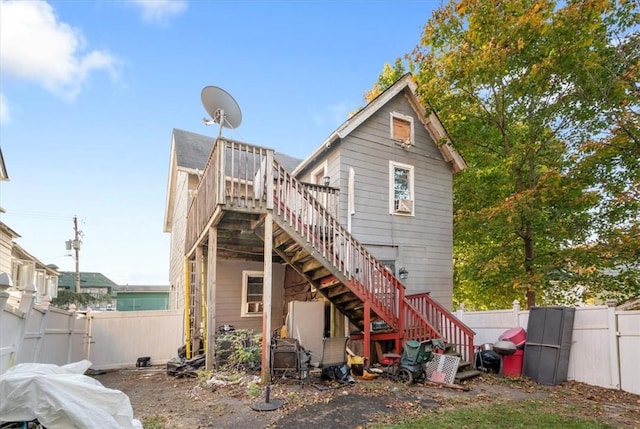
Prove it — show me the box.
[390,112,414,146]
[241,271,264,317]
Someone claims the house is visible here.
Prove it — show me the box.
[114,284,170,311]
[163,74,473,373]
[10,242,59,301]
[57,271,116,309]
[0,147,59,302]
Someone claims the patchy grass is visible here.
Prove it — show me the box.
[374,399,614,429]
[141,415,167,429]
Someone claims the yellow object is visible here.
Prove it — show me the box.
[361,370,379,380]
[348,355,364,366]
[280,325,288,338]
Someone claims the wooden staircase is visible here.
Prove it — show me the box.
[184,138,475,364]
[254,159,475,362]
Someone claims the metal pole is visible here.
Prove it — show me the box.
[74,216,80,293]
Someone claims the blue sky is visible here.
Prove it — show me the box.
[0,0,437,285]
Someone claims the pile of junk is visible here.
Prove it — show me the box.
[475,327,526,377]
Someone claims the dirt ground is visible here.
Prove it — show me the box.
[95,366,640,429]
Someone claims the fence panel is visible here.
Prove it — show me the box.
[566,307,613,389]
[618,310,640,395]
[88,310,183,369]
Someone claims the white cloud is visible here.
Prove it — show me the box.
[0,94,11,124]
[0,0,118,101]
[129,0,187,24]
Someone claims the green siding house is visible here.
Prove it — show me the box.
[115,285,170,311]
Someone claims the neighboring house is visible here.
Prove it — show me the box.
[0,220,18,277]
[58,271,116,309]
[0,146,59,302]
[115,284,170,311]
[10,243,59,301]
[164,74,474,367]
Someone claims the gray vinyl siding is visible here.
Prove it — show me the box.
[338,92,454,309]
[215,260,286,331]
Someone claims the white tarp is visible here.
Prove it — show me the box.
[0,360,142,429]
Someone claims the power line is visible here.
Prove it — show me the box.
[1,210,75,221]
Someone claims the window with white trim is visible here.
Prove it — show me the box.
[389,161,415,216]
[390,112,414,146]
[241,271,264,317]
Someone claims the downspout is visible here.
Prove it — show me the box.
[184,257,191,359]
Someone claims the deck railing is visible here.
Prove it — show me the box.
[272,162,405,327]
[185,139,338,252]
[406,293,475,362]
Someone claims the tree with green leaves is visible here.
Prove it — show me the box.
[401,0,639,309]
[364,58,408,102]
[52,289,112,310]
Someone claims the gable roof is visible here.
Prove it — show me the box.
[292,73,467,176]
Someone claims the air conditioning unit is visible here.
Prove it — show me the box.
[394,199,414,213]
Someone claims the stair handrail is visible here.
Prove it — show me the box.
[270,161,405,327]
[406,293,475,362]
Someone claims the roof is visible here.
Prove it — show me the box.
[0,146,8,181]
[11,242,58,276]
[172,128,214,172]
[292,73,467,176]
[58,271,118,292]
[114,284,170,293]
[0,221,21,240]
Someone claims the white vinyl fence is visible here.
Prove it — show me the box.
[456,301,640,395]
[2,280,638,396]
[1,282,183,375]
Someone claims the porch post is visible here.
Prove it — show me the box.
[261,213,273,384]
[205,226,218,370]
[363,300,371,365]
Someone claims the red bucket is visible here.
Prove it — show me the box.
[499,327,526,347]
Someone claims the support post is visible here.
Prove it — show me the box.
[194,245,203,356]
[205,226,218,370]
[183,258,192,359]
[512,300,521,327]
[606,300,621,389]
[261,213,273,384]
[363,300,371,364]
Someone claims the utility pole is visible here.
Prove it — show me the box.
[73,216,80,293]
[66,217,82,293]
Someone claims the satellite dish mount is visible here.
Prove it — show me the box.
[201,86,242,139]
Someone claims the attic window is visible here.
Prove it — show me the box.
[390,112,414,146]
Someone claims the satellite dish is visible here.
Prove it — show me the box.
[201,86,242,137]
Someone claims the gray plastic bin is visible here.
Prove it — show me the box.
[522,306,575,385]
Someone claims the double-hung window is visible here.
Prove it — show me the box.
[389,161,415,216]
[242,271,264,316]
